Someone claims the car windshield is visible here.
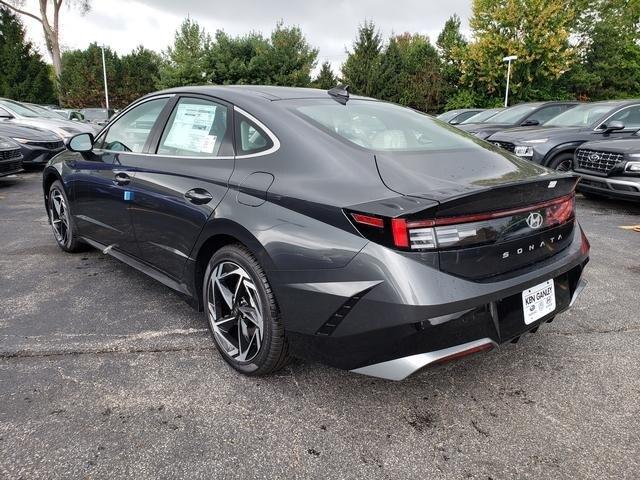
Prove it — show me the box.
[461,109,501,124]
[436,110,460,122]
[485,104,538,124]
[83,109,109,120]
[294,100,490,152]
[0,100,39,118]
[26,104,65,119]
[543,104,615,127]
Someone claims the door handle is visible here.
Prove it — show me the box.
[185,188,213,205]
[113,171,131,186]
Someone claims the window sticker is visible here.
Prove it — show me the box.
[163,103,218,153]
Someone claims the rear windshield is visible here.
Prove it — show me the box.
[543,103,614,127]
[294,100,485,152]
[485,104,538,124]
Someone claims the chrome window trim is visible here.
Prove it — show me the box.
[593,104,640,131]
[94,94,176,149]
[234,106,281,158]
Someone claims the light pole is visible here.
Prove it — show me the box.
[101,45,110,110]
[502,55,517,108]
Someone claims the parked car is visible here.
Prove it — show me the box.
[0,136,23,177]
[0,98,98,139]
[572,133,640,201]
[437,108,485,125]
[0,121,65,166]
[459,108,503,125]
[488,100,640,170]
[52,108,85,122]
[42,86,589,380]
[457,101,579,139]
[80,108,115,126]
[24,103,66,120]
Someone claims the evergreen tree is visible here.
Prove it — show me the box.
[313,61,337,90]
[120,47,162,105]
[58,43,120,108]
[341,21,383,97]
[436,14,467,92]
[158,18,211,89]
[267,23,318,86]
[0,8,55,103]
[377,37,404,103]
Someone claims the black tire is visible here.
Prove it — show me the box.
[203,244,290,376]
[48,180,84,252]
[548,153,574,172]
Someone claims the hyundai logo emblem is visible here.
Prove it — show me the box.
[526,212,544,229]
[588,153,601,162]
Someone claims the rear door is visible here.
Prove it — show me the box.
[124,95,235,279]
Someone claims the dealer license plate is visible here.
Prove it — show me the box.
[521,279,556,325]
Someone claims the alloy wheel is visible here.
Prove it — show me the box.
[555,159,573,172]
[49,188,70,246]
[207,261,264,363]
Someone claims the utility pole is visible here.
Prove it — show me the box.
[101,46,110,110]
[502,55,517,107]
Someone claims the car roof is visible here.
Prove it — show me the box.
[151,85,374,104]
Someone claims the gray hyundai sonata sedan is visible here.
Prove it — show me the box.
[42,86,590,380]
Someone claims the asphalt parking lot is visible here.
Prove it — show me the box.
[1,171,639,479]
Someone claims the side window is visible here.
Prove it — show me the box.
[607,106,640,130]
[235,113,273,155]
[157,98,232,157]
[528,105,567,124]
[102,98,168,152]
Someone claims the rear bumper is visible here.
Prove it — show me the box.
[277,223,590,379]
[575,171,640,201]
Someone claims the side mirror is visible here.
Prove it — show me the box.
[66,132,94,153]
[600,120,625,133]
[449,119,460,125]
[521,119,540,127]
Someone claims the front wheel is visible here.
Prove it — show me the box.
[48,180,84,252]
[548,153,574,172]
[203,244,290,376]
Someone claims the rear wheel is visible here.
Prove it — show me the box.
[203,244,290,375]
[48,180,84,252]
[548,153,574,172]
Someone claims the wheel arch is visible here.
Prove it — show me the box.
[542,142,584,167]
[189,219,277,312]
[42,167,64,216]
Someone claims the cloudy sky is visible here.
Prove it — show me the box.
[19,0,472,73]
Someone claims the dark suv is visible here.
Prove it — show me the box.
[573,133,640,201]
[456,101,579,139]
[488,100,640,170]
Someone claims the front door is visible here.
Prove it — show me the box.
[123,96,236,279]
[72,97,171,256]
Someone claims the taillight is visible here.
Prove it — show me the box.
[348,194,575,252]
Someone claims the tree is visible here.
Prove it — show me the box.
[0,0,90,80]
[568,0,640,99]
[377,36,404,103]
[266,23,318,86]
[395,33,447,113]
[341,21,383,97]
[436,14,467,92]
[313,61,337,89]
[119,47,162,105]
[58,43,120,108]
[158,18,211,89]
[0,8,55,103]
[462,0,576,103]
